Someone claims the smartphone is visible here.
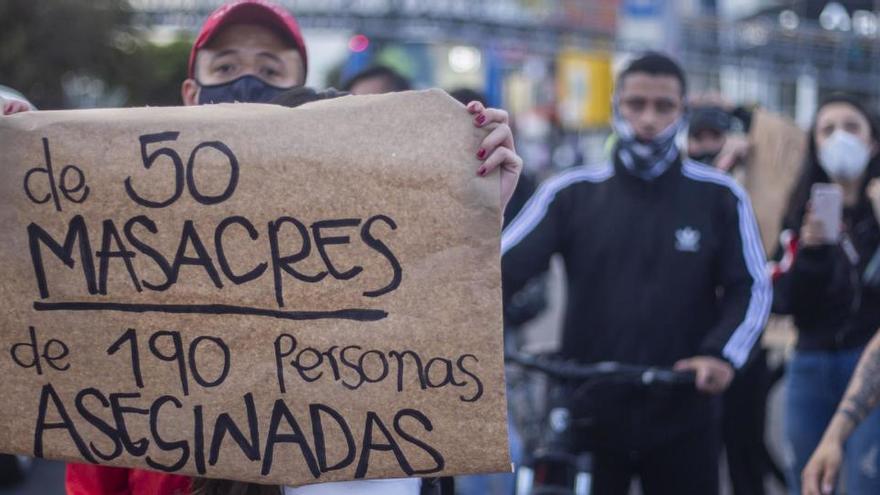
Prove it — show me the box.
[810,183,843,243]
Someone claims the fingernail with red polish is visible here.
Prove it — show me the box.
[477,148,486,159]
[478,167,486,176]
[475,114,486,125]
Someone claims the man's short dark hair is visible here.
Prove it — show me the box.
[341,65,411,93]
[618,52,687,96]
[448,88,486,107]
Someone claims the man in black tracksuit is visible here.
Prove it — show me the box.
[502,53,771,494]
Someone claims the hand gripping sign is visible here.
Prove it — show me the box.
[0,90,510,486]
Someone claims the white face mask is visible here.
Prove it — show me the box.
[818,130,871,181]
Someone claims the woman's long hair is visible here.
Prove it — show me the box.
[190,478,282,495]
[781,93,880,233]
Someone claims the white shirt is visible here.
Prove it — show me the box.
[284,478,421,495]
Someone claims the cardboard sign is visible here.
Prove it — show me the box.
[0,90,510,486]
[742,109,806,255]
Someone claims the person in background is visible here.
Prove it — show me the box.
[687,98,776,495]
[771,94,880,495]
[687,95,753,172]
[341,65,411,96]
[801,326,880,495]
[802,326,880,495]
[501,52,770,494]
[688,105,734,164]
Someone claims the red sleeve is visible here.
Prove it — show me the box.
[66,463,191,495]
[128,469,191,495]
[66,464,131,495]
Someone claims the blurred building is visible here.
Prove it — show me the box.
[675,0,880,127]
[131,0,880,170]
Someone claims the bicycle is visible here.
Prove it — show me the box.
[505,349,696,495]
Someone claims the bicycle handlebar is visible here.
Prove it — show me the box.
[505,349,696,386]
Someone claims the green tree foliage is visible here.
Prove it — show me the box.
[0,0,191,109]
[114,38,191,107]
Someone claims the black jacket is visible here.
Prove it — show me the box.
[772,204,880,351]
[501,156,771,450]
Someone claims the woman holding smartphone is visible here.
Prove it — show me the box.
[772,94,880,495]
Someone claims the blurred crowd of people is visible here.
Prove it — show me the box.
[2,1,880,495]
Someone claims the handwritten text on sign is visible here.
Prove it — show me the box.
[0,91,509,486]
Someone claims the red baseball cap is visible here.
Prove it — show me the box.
[188,0,308,79]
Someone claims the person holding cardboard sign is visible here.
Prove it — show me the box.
[501,52,771,494]
[62,2,521,495]
[770,94,880,495]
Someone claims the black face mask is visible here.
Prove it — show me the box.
[689,151,720,166]
[197,75,292,104]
